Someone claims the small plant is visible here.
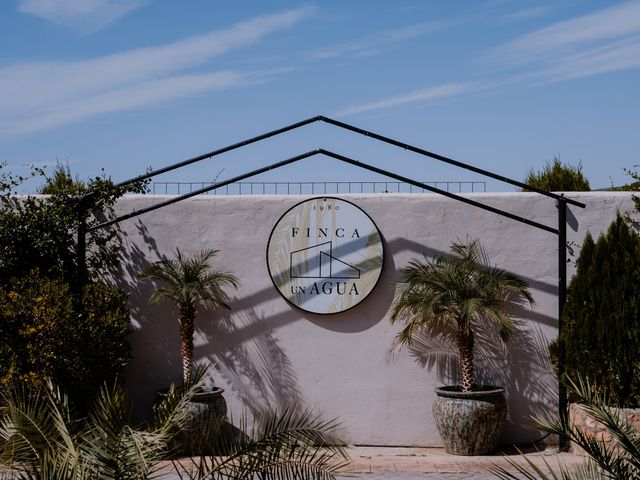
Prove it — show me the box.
[391,239,534,391]
[523,157,590,192]
[140,249,239,384]
[491,376,640,480]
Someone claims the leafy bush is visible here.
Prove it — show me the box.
[0,163,146,284]
[0,273,130,406]
[559,213,640,407]
[623,165,640,215]
[0,162,146,408]
[523,157,590,192]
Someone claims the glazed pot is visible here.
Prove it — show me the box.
[432,386,507,455]
[158,386,227,456]
[183,387,227,455]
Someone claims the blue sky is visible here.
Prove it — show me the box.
[1,0,639,192]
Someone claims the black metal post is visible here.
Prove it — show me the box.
[558,196,569,451]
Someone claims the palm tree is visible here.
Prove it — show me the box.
[391,239,534,392]
[140,249,238,384]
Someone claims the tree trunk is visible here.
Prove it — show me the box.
[458,326,475,392]
[179,310,195,384]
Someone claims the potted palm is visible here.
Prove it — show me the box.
[391,239,534,455]
[140,248,238,452]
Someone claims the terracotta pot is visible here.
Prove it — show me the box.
[432,386,507,455]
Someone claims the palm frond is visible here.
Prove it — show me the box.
[148,366,206,436]
[490,451,604,480]
[139,249,239,382]
[391,239,533,387]
[177,406,349,480]
[505,375,640,480]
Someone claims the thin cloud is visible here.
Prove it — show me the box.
[0,7,314,137]
[1,71,262,137]
[17,0,148,33]
[487,0,640,66]
[337,2,640,118]
[496,7,552,23]
[524,35,640,85]
[309,19,464,60]
[337,82,479,116]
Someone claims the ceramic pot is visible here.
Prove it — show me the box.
[432,386,507,455]
[182,387,227,455]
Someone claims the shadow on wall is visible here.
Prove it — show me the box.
[305,232,396,333]
[394,316,556,445]
[112,215,563,441]
[196,307,303,414]
[111,220,304,423]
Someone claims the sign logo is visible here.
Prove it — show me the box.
[267,197,384,314]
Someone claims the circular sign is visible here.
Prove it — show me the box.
[267,197,384,314]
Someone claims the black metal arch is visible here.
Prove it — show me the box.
[78,115,585,450]
[88,148,559,234]
[107,115,586,209]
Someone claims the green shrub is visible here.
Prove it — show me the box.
[0,162,147,285]
[0,273,130,406]
[560,213,640,407]
[0,163,146,408]
[623,165,640,215]
[523,157,590,192]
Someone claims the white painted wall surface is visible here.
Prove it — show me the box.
[114,192,635,446]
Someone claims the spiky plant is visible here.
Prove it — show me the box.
[490,376,640,480]
[0,374,349,480]
[0,371,206,480]
[139,249,238,384]
[173,406,349,480]
[391,239,534,392]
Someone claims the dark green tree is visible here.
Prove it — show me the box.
[560,213,640,407]
[523,157,590,192]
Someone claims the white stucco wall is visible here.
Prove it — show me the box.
[115,192,635,447]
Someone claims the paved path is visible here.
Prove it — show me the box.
[339,474,497,480]
[164,445,584,479]
[338,446,583,478]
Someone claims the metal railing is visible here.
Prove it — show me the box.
[150,180,486,196]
